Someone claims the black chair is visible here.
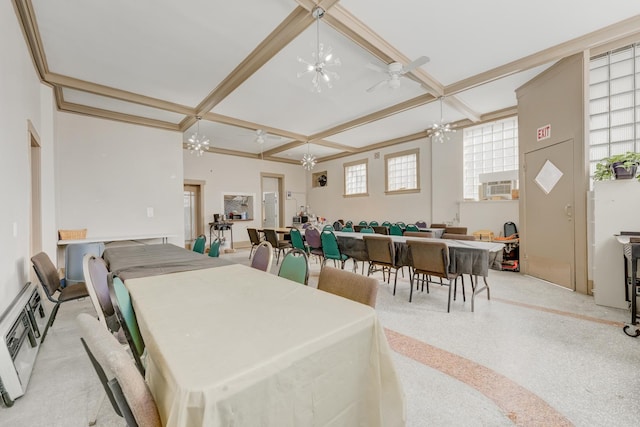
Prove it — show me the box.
[31,252,89,343]
[247,228,262,259]
[263,228,292,265]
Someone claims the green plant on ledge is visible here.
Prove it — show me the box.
[594,152,640,181]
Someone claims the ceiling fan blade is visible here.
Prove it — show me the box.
[401,56,430,74]
[366,62,388,74]
[366,79,390,93]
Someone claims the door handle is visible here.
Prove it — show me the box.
[564,204,572,221]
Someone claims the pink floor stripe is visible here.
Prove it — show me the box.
[384,328,574,426]
[492,297,625,327]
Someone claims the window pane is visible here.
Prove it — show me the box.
[463,118,519,200]
[386,152,418,192]
[345,161,367,195]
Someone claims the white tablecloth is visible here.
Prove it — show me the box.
[125,264,405,426]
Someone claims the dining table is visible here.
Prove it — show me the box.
[124,264,406,426]
[332,231,504,310]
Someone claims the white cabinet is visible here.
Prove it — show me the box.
[593,180,640,308]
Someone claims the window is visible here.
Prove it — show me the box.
[588,43,640,187]
[463,118,519,200]
[385,149,419,194]
[343,159,368,196]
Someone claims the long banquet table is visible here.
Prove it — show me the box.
[103,243,232,280]
[125,264,406,426]
[332,231,504,310]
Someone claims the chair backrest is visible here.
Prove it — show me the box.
[66,242,105,285]
[358,221,368,226]
[363,235,395,265]
[396,221,406,228]
[389,224,403,236]
[504,221,518,238]
[430,223,447,228]
[83,254,114,330]
[208,238,221,257]
[403,231,433,238]
[320,230,342,259]
[322,224,334,231]
[289,228,307,252]
[406,239,450,279]
[342,226,354,232]
[31,252,63,298]
[247,228,262,245]
[345,220,353,228]
[359,226,374,234]
[108,275,145,374]
[369,221,379,227]
[77,313,161,427]
[405,224,419,232]
[317,267,378,308]
[442,233,476,241]
[444,226,468,235]
[304,227,321,249]
[263,228,279,247]
[381,221,391,227]
[192,234,206,253]
[251,241,274,272]
[278,249,309,285]
[372,226,389,235]
[415,221,427,228]
[332,221,343,231]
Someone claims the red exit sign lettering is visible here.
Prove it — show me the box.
[537,124,551,141]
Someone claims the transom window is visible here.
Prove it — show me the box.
[588,43,640,187]
[343,159,368,196]
[463,118,519,200]
[385,148,419,194]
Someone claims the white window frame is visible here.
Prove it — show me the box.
[385,148,420,194]
[463,118,519,200]
[343,158,368,197]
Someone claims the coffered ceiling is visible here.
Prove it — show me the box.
[13,0,640,164]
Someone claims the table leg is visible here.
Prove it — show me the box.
[470,274,490,312]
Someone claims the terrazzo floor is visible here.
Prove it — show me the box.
[1,247,639,426]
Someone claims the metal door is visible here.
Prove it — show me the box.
[263,192,278,228]
[523,139,575,289]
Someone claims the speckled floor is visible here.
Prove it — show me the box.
[2,247,639,426]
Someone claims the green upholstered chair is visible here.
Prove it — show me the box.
[369,221,379,227]
[358,220,368,226]
[359,226,374,234]
[405,224,419,232]
[381,221,392,227]
[289,228,309,254]
[192,234,206,254]
[320,230,349,270]
[108,275,146,375]
[322,224,334,231]
[342,226,354,232]
[345,220,354,228]
[389,223,403,236]
[278,249,309,285]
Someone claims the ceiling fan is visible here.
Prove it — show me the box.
[254,129,280,144]
[365,56,430,92]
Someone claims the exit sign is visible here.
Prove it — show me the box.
[537,124,551,141]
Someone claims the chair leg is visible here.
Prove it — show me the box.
[89,392,106,426]
[40,303,61,343]
[409,271,414,302]
[447,279,453,313]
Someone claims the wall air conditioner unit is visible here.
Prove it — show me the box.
[479,170,518,200]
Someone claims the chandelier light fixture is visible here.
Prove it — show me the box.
[431,97,456,144]
[187,116,210,156]
[301,142,317,171]
[297,7,340,93]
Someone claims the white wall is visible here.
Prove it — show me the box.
[459,200,519,237]
[0,1,55,315]
[183,154,307,246]
[55,113,184,245]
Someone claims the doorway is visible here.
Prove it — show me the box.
[523,139,575,289]
[184,182,204,249]
[261,173,285,228]
[29,122,42,259]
